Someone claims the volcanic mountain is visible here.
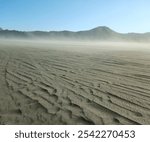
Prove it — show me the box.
[0,26,150,42]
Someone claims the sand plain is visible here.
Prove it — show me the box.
[0,40,150,125]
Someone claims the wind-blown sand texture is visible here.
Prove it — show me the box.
[0,40,150,124]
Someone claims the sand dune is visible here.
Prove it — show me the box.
[0,40,150,124]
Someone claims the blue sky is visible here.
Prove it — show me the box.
[0,0,150,33]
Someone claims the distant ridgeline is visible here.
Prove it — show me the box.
[0,26,150,42]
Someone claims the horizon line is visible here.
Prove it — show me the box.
[0,26,150,34]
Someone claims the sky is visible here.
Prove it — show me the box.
[0,0,150,33]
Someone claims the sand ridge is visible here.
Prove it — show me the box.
[0,41,150,124]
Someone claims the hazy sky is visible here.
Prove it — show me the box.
[0,0,150,33]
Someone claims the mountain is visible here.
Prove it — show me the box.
[75,26,121,40]
[0,26,150,42]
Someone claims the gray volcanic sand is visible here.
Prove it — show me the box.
[0,40,150,124]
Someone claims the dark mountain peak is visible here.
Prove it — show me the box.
[0,27,3,31]
[90,26,116,33]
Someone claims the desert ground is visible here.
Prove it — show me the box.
[0,39,150,124]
